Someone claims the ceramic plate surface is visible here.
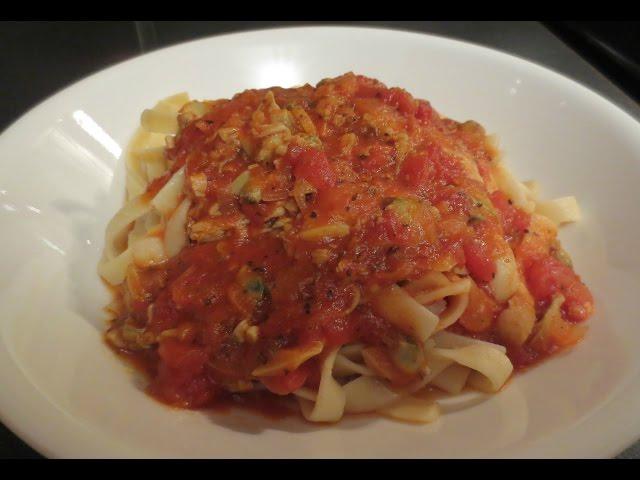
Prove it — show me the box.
[1,26,639,458]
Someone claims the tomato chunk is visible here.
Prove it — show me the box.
[463,236,496,283]
[490,190,531,238]
[400,146,463,193]
[147,290,181,335]
[158,338,208,372]
[381,88,416,115]
[380,208,412,246]
[399,153,435,192]
[261,365,310,396]
[153,338,212,407]
[415,100,434,122]
[526,256,594,322]
[357,144,395,174]
[459,281,499,332]
[285,146,336,191]
[322,316,359,347]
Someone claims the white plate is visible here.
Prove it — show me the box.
[1,26,639,459]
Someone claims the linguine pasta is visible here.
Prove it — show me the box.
[100,73,594,424]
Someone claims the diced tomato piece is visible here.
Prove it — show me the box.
[158,337,208,373]
[381,88,416,115]
[459,281,499,332]
[438,218,467,262]
[400,146,463,194]
[432,187,474,215]
[430,146,464,183]
[506,343,540,369]
[464,236,496,283]
[415,100,434,122]
[170,264,225,313]
[175,243,218,267]
[180,376,215,408]
[261,364,310,396]
[170,123,206,159]
[380,209,412,246]
[297,280,361,347]
[476,157,493,185]
[526,256,594,322]
[512,211,531,235]
[129,298,150,317]
[297,323,324,346]
[355,75,386,98]
[399,153,435,192]
[260,171,290,201]
[322,315,359,347]
[284,146,336,191]
[152,368,214,408]
[527,258,568,302]
[358,144,395,173]
[152,338,213,408]
[147,290,181,335]
[514,235,548,273]
[490,190,531,238]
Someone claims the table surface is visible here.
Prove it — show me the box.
[0,20,638,459]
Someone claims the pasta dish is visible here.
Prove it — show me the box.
[99,73,594,423]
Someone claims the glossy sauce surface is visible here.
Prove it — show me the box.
[108,73,593,409]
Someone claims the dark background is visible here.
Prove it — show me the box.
[1,21,639,134]
[0,20,638,459]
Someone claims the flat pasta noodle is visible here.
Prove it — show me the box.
[158,92,190,109]
[98,248,133,285]
[298,348,346,422]
[102,195,152,261]
[491,159,535,213]
[128,131,169,179]
[430,345,514,393]
[343,375,401,414]
[434,287,470,331]
[100,93,192,286]
[252,341,324,377]
[127,95,189,197]
[535,196,581,225]
[411,276,470,306]
[404,274,471,331]
[430,363,471,395]
[141,108,180,134]
[150,166,186,216]
[378,396,441,424]
[292,387,317,402]
[522,180,540,201]
[489,251,519,303]
[127,210,158,246]
[338,343,365,360]
[432,331,507,354]
[404,271,450,296]
[528,293,585,352]
[164,198,191,257]
[132,236,167,268]
[426,299,446,316]
[125,168,149,200]
[333,353,374,378]
[395,354,454,395]
[495,284,537,346]
[466,370,509,393]
[137,147,167,182]
[371,285,439,344]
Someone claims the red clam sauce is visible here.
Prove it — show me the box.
[105,73,593,412]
